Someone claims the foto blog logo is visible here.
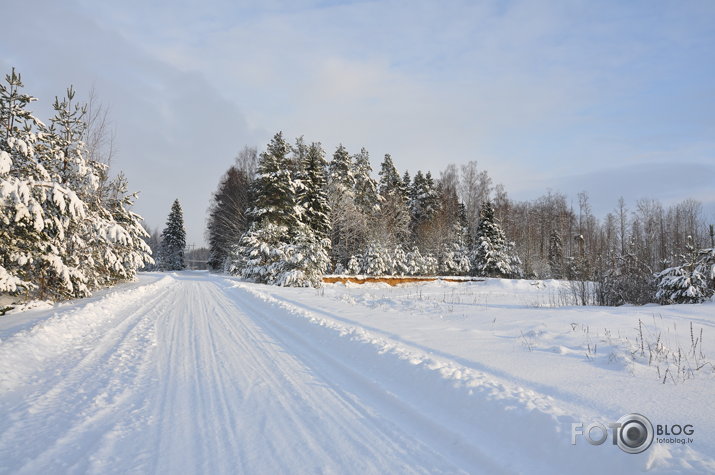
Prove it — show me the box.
[571,413,654,454]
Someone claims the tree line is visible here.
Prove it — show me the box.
[0,69,152,304]
[207,132,715,304]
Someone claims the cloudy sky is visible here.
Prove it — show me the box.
[2,0,714,245]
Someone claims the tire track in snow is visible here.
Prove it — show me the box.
[146,274,468,474]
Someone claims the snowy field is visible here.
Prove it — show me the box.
[0,271,714,473]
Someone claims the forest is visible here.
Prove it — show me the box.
[206,132,715,305]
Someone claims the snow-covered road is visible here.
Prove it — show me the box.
[1,272,713,473]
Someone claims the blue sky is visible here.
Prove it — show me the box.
[2,0,714,245]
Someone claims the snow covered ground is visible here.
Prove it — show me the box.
[1,272,713,473]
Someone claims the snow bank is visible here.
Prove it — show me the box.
[0,276,174,392]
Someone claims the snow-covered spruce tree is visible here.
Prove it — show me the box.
[656,240,715,304]
[376,154,410,247]
[159,199,186,271]
[42,88,123,293]
[438,219,471,277]
[299,142,331,240]
[288,141,332,285]
[423,252,438,276]
[472,201,522,278]
[232,133,297,283]
[391,246,409,276]
[347,254,362,275]
[352,147,381,216]
[362,242,389,276]
[232,133,328,286]
[409,171,438,235]
[406,246,425,275]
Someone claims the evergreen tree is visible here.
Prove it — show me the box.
[347,254,362,275]
[406,246,425,275]
[472,201,521,278]
[401,170,411,203]
[376,154,410,247]
[423,253,438,275]
[362,243,389,275]
[299,142,331,240]
[352,147,380,215]
[1,69,151,300]
[159,199,186,270]
[392,246,409,276]
[439,219,472,276]
[1,68,55,295]
[231,133,329,286]
[656,240,714,304]
[251,132,301,229]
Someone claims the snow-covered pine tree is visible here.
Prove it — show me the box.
[275,225,330,287]
[378,153,401,196]
[159,199,186,271]
[230,222,289,284]
[409,171,425,226]
[656,239,715,304]
[401,170,411,204]
[328,144,355,195]
[1,70,152,300]
[284,141,332,285]
[1,68,50,294]
[409,170,439,241]
[42,87,107,294]
[290,136,308,175]
[472,201,521,278]
[0,70,89,299]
